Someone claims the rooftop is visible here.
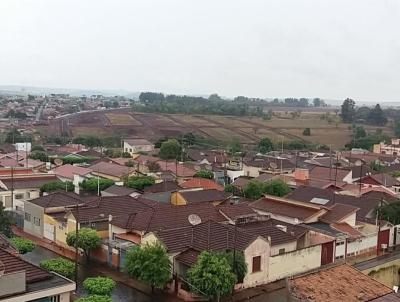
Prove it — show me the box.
[179,189,231,203]
[290,264,394,302]
[180,178,224,191]
[52,164,93,180]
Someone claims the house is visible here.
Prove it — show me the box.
[288,264,400,302]
[0,174,58,211]
[101,184,140,197]
[171,189,232,205]
[123,138,154,156]
[89,161,136,181]
[23,191,87,245]
[186,149,227,166]
[242,155,295,177]
[360,173,400,194]
[0,247,75,302]
[373,139,400,156]
[157,160,196,182]
[180,178,224,191]
[52,164,93,182]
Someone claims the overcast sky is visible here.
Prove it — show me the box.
[0,0,399,101]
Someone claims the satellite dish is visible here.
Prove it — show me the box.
[0,260,5,277]
[54,158,63,166]
[188,214,202,226]
[269,162,278,169]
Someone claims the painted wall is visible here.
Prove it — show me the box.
[170,192,187,205]
[23,201,44,238]
[243,238,271,288]
[268,244,322,283]
[270,241,297,256]
[361,258,400,288]
[341,212,356,227]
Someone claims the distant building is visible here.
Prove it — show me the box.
[123,138,154,156]
[373,139,400,155]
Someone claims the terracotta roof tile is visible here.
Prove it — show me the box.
[180,178,224,191]
[290,264,392,302]
[53,164,92,180]
[180,189,231,203]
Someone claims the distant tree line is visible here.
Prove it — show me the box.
[341,98,387,126]
[134,93,327,117]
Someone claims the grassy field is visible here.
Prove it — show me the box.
[45,109,393,148]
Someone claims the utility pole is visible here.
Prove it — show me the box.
[10,166,14,211]
[74,203,80,284]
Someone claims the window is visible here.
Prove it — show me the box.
[335,255,344,260]
[33,217,41,226]
[252,256,261,273]
[25,213,31,222]
[15,193,24,200]
[278,248,285,255]
[336,240,345,246]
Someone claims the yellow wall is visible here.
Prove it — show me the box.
[170,192,187,205]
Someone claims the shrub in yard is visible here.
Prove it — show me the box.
[10,237,36,254]
[75,295,112,302]
[83,277,116,296]
[39,258,76,279]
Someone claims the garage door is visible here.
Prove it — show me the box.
[44,223,55,241]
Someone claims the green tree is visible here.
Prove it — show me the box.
[124,175,155,190]
[187,251,236,301]
[0,202,12,237]
[378,201,400,225]
[29,151,48,162]
[194,170,214,179]
[354,126,366,139]
[302,128,311,136]
[341,98,356,123]
[125,242,171,292]
[66,228,101,261]
[76,296,111,302]
[31,145,45,152]
[40,258,76,279]
[243,181,265,200]
[228,138,243,155]
[159,139,182,160]
[81,178,114,193]
[219,251,247,283]
[264,179,291,197]
[368,104,387,126]
[83,277,116,296]
[395,120,400,138]
[258,137,274,154]
[10,237,35,254]
[40,181,74,193]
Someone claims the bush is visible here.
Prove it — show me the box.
[10,237,36,254]
[303,128,311,136]
[76,295,112,302]
[40,258,75,279]
[83,277,116,296]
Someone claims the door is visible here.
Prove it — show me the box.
[44,223,55,241]
[321,241,334,265]
[378,229,390,253]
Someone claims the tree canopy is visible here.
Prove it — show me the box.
[66,228,101,260]
[40,258,76,279]
[0,202,12,237]
[124,242,171,292]
[124,175,155,190]
[187,251,236,301]
[368,104,387,126]
[40,181,74,193]
[258,137,274,154]
[159,139,182,160]
[83,277,116,296]
[81,178,114,193]
[244,179,291,199]
[341,98,356,123]
[193,170,214,179]
[10,237,36,254]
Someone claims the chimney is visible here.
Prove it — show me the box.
[294,168,309,181]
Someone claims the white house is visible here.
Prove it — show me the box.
[123,138,154,156]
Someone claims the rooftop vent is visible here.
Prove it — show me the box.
[188,214,202,226]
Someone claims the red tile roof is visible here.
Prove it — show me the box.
[0,174,58,189]
[180,178,224,191]
[250,196,324,221]
[320,203,359,223]
[53,164,92,180]
[89,161,133,178]
[290,264,392,302]
[179,189,231,204]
